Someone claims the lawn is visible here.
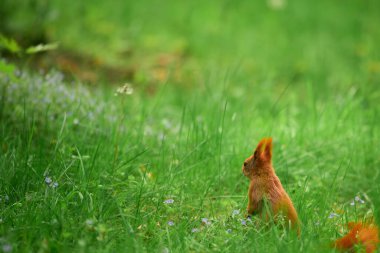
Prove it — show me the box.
[1,0,380,252]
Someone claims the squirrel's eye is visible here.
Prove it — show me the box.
[244,162,248,166]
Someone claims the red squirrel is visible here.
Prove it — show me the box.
[334,221,379,253]
[242,137,379,252]
[242,137,300,232]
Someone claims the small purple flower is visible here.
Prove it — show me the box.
[355,196,365,204]
[226,229,232,234]
[163,199,174,204]
[201,218,211,226]
[45,177,52,185]
[191,228,199,233]
[85,219,94,226]
[2,244,12,253]
[241,219,247,226]
[232,209,240,216]
[52,182,59,188]
[167,221,175,226]
[328,212,339,219]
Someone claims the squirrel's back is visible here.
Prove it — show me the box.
[334,222,379,253]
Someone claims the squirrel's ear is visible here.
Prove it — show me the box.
[254,138,266,158]
[263,137,273,161]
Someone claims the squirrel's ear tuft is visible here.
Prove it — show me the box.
[264,137,273,161]
[254,137,273,161]
[254,138,266,156]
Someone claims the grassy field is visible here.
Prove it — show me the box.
[1,0,380,252]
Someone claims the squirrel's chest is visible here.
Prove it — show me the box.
[249,179,268,201]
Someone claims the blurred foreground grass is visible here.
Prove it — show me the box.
[1,0,380,252]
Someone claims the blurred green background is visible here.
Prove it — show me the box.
[2,0,379,85]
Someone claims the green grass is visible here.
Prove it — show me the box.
[1,0,380,252]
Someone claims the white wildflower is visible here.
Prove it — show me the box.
[267,0,286,10]
[328,212,339,219]
[115,83,134,96]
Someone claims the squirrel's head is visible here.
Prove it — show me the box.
[242,137,273,179]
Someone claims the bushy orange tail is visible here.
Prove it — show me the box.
[334,222,379,253]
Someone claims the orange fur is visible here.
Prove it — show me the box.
[334,222,379,253]
[242,137,300,233]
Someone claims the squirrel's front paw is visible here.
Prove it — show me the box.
[245,213,253,219]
